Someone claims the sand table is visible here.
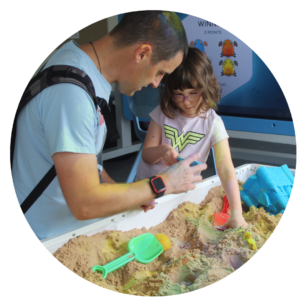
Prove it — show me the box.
[53,184,282,296]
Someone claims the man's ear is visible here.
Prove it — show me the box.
[135,44,152,64]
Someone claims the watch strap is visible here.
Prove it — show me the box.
[149,176,166,198]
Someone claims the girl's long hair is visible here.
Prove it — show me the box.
[160,46,222,118]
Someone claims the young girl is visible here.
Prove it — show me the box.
[136,46,247,229]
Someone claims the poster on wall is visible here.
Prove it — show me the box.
[183,16,252,98]
[182,15,291,121]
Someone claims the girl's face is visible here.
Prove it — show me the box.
[172,87,202,118]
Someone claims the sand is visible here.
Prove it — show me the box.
[53,184,282,296]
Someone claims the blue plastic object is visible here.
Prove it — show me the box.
[177,156,202,166]
[240,165,294,215]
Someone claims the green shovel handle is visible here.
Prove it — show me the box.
[92,251,135,279]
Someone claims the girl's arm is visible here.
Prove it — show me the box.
[101,168,116,183]
[142,119,178,166]
[213,139,248,228]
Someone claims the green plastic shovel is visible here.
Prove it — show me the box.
[92,233,164,279]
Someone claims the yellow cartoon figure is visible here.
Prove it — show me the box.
[155,233,171,252]
[219,59,238,76]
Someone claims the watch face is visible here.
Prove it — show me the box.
[152,177,166,193]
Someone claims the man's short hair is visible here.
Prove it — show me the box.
[110,11,188,64]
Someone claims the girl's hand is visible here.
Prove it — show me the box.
[219,211,248,229]
[161,145,178,167]
[139,199,156,213]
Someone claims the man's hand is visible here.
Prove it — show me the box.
[161,153,207,195]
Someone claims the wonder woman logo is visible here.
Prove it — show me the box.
[164,124,205,153]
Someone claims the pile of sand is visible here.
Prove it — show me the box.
[53,185,282,296]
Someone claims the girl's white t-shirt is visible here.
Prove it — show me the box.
[135,105,229,181]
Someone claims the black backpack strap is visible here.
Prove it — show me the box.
[11,65,97,169]
[12,65,120,214]
[95,97,120,143]
[20,165,56,214]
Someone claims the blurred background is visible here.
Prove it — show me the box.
[52,14,296,183]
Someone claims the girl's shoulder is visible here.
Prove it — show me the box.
[201,108,220,120]
[198,109,224,130]
[152,105,176,119]
[150,105,165,117]
[150,105,171,124]
[211,109,224,124]
[151,105,161,113]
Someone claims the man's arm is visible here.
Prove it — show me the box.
[53,152,206,220]
[101,167,155,212]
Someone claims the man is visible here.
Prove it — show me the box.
[12,11,207,240]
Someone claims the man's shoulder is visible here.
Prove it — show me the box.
[42,41,111,99]
[43,83,95,106]
[45,41,83,69]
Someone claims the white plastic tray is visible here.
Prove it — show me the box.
[42,164,295,253]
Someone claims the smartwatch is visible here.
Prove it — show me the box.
[149,176,166,198]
